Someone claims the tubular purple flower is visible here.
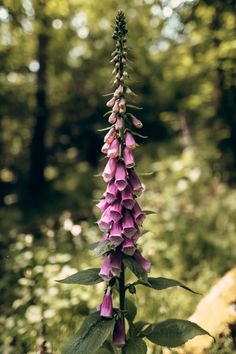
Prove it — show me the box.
[96,199,110,213]
[101,142,109,154]
[108,112,117,124]
[131,114,143,129]
[124,146,135,168]
[99,255,112,281]
[98,207,112,231]
[125,131,137,150]
[119,97,126,110]
[105,182,118,204]
[106,96,116,108]
[115,116,124,130]
[109,222,123,245]
[110,250,122,276]
[107,138,120,158]
[128,169,144,195]
[114,84,124,97]
[112,100,120,113]
[121,185,135,210]
[115,162,127,191]
[109,200,122,222]
[102,158,117,183]
[122,237,136,256]
[104,127,117,144]
[113,318,126,347]
[132,202,146,225]
[122,209,136,238]
[133,249,151,272]
[100,287,113,318]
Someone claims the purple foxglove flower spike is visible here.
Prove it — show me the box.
[124,146,135,168]
[99,255,112,281]
[133,249,151,272]
[122,209,137,238]
[105,182,118,204]
[98,206,112,231]
[125,131,137,150]
[113,318,126,347]
[121,185,135,210]
[102,158,117,183]
[107,138,120,158]
[115,162,128,191]
[96,199,110,213]
[100,287,113,318]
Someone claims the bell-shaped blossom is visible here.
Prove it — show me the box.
[107,138,120,158]
[103,158,117,183]
[125,131,137,150]
[122,237,136,256]
[108,112,117,124]
[106,96,116,108]
[119,97,126,110]
[110,250,122,276]
[96,199,110,213]
[122,210,136,238]
[113,318,126,347]
[114,84,124,97]
[105,182,118,204]
[121,185,135,210]
[98,207,112,231]
[115,116,124,130]
[132,202,146,225]
[110,200,122,222]
[104,127,117,144]
[133,250,151,272]
[115,162,127,191]
[100,287,113,318]
[109,222,123,245]
[101,142,110,154]
[124,147,135,168]
[128,169,144,195]
[99,255,112,281]
[112,100,120,113]
[131,114,143,129]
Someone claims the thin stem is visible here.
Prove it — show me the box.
[119,262,126,354]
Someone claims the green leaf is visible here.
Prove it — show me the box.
[130,130,148,139]
[57,268,103,285]
[143,210,157,215]
[137,171,155,176]
[98,126,112,131]
[142,319,214,348]
[63,312,115,354]
[140,277,199,294]
[125,298,137,322]
[123,256,149,283]
[94,240,116,256]
[124,337,147,354]
[134,321,149,333]
[103,111,112,117]
[95,341,116,354]
[127,104,143,110]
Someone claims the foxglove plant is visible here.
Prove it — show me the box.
[60,11,213,354]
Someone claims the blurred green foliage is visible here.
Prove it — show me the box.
[0,0,236,353]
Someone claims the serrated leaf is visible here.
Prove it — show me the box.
[142,319,214,348]
[57,268,103,285]
[124,337,147,354]
[123,256,149,283]
[140,277,199,294]
[94,240,117,256]
[143,210,157,215]
[125,298,137,322]
[63,312,115,354]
